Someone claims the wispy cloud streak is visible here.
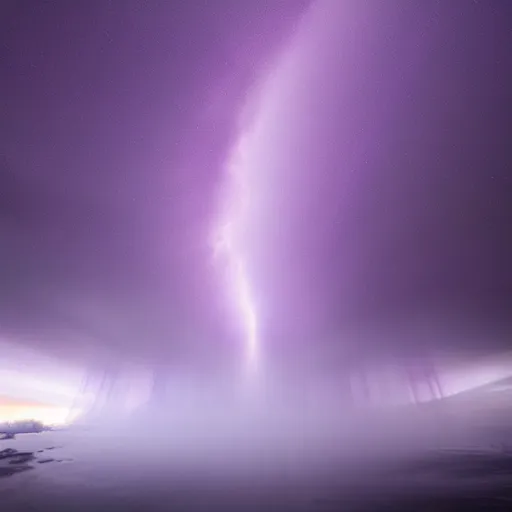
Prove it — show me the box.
[214,135,259,371]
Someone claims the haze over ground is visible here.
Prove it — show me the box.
[0,0,511,427]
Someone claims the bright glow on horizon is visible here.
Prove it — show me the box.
[0,399,80,426]
[0,345,85,426]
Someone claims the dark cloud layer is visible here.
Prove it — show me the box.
[0,1,511,368]
[0,1,308,363]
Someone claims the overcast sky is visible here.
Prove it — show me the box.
[1,0,511,369]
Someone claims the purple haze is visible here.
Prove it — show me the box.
[0,0,511,461]
[1,1,512,510]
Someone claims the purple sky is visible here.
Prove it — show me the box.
[1,0,511,369]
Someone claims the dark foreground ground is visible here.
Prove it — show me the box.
[2,382,512,511]
[2,441,512,511]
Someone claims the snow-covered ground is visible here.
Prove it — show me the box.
[2,346,512,510]
[2,384,512,512]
